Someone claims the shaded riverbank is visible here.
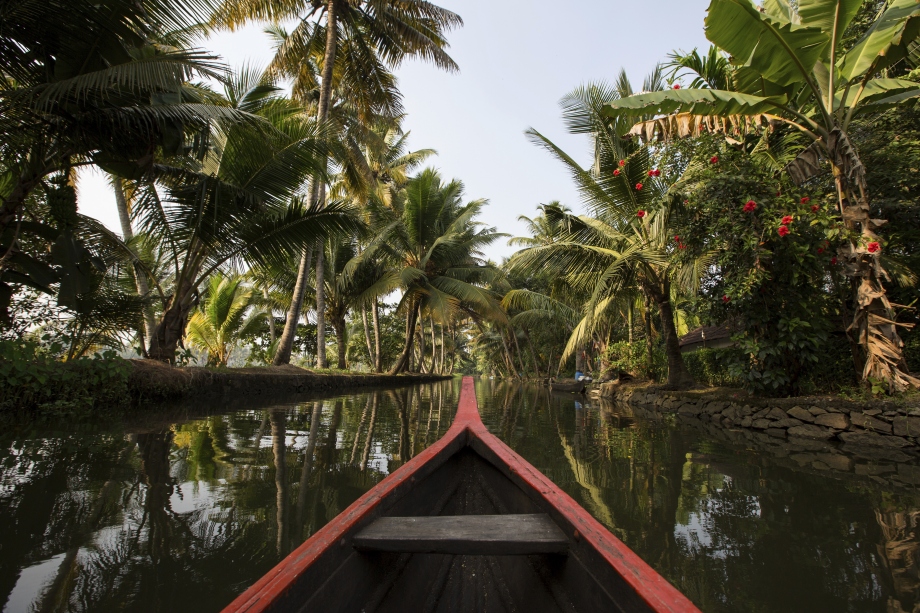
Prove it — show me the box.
[128,360,452,403]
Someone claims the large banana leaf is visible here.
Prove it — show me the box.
[835,77,920,108]
[705,0,829,87]
[603,88,785,119]
[797,0,863,35]
[837,0,920,82]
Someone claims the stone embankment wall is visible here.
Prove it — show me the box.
[599,383,920,491]
[600,383,920,452]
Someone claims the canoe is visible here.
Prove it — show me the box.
[223,377,699,613]
[550,379,587,394]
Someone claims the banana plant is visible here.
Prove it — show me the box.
[604,0,920,391]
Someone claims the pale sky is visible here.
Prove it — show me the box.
[77,0,711,262]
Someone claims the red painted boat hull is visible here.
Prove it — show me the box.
[223,377,700,613]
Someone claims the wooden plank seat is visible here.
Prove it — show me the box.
[353,514,569,556]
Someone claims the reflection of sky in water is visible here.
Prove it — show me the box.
[4,553,67,613]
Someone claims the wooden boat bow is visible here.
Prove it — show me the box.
[223,377,700,613]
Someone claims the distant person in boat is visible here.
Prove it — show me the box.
[574,370,592,382]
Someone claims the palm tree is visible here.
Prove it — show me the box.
[130,71,361,362]
[352,168,506,374]
[217,0,462,370]
[512,74,704,389]
[185,275,267,367]
[602,0,920,390]
[0,0,245,318]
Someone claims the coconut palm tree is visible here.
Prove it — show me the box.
[356,169,506,373]
[602,0,920,391]
[216,0,461,369]
[130,72,361,362]
[512,74,705,389]
[0,0,247,319]
[186,274,267,367]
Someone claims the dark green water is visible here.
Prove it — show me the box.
[2,379,919,612]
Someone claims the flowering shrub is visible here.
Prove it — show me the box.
[674,145,845,395]
[867,241,881,253]
[637,210,646,218]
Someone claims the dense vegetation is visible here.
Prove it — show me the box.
[3,0,920,401]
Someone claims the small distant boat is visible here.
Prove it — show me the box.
[223,377,699,613]
[550,378,588,394]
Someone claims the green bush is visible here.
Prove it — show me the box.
[604,341,667,382]
[682,348,741,388]
[0,340,131,417]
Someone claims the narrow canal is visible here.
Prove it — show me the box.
[2,379,919,612]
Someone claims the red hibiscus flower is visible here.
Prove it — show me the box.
[817,247,825,254]
[831,257,838,265]
[781,215,794,225]
[800,197,810,204]
[710,156,719,164]
[637,210,646,218]
[868,241,881,253]
[743,200,757,212]
[776,190,781,196]
[674,235,680,241]
[619,160,626,167]
[673,84,681,90]
[635,183,643,191]
[811,205,819,213]
[722,295,730,303]
[778,225,790,237]
[613,169,620,176]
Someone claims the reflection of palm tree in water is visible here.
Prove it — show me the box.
[360,394,379,470]
[293,401,324,550]
[137,431,175,564]
[875,510,920,612]
[36,438,136,613]
[270,410,288,556]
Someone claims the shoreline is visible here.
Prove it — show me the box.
[129,360,453,403]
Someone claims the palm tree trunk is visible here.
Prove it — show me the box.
[148,282,195,362]
[113,177,156,354]
[429,315,437,373]
[417,309,427,373]
[439,324,446,374]
[523,328,540,379]
[311,0,338,370]
[510,327,528,378]
[315,242,327,368]
[273,248,312,365]
[643,294,654,378]
[264,287,276,345]
[372,300,382,372]
[334,316,347,370]
[361,307,373,367]
[651,282,694,390]
[389,300,419,374]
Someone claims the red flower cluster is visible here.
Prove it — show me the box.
[800,197,810,204]
[637,210,646,218]
[817,247,824,254]
[743,200,757,213]
[831,257,838,265]
[619,160,626,167]
[674,235,686,250]
[710,156,719,164]
[781,215,794,225]
[635,182,643,191]
[811,205,819,213]
[647,169,661,177]
[673,83,681,90]
[613,169,620,176]
[722,295,731,303]
[778,225,790,237]
[868,241,881,253]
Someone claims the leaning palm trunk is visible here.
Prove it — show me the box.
[113,177,156,353]
[147,279,196,362]
[275,0,338,367]
[274,248,312,365]
[389,300,420,374]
